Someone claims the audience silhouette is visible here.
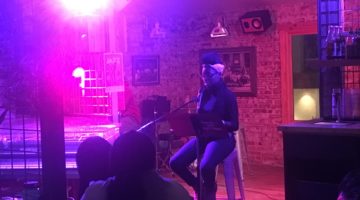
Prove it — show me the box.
[80,131,192,200]
[338,169,360,200]
[76,136,112,197]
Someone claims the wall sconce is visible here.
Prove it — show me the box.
[294,88,320,120]
[210,17,229,38]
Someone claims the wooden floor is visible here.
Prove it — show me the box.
[160,164,285,200]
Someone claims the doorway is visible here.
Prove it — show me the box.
[292,34,319,120]
[279,21,318,123]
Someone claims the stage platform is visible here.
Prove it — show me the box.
[0,115,119,170]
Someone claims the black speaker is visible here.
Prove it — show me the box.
[140,96,170,122]
[240,10,272,33]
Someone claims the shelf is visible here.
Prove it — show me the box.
[306,59,360,67]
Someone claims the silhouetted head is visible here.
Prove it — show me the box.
[76,136,112,196]
[110,130,156,178]
[338,169,360,200]
[106,131,156,200]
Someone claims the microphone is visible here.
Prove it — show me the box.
[0,109,8,124]
[194,86,205,104]
[191,96,199,103]
[184,95,199,104]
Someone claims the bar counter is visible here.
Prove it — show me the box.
[278,120,360,135]
[278,120,360,200]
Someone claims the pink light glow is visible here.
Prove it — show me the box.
[61,0,110,16]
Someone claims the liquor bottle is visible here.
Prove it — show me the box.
[335,26,346,59]
[331,26,342,59]
[325,26,335,59]
[346,28,355,59]
[354,29,360,58]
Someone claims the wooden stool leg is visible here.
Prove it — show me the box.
[240,128,251,174]
[235,130,246,200]
[223,150,236,200]
[223,130,247,200]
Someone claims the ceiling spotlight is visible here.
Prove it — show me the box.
[60,0,110,16]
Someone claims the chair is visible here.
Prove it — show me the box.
[155,121,177,172]
[222,128,249,200]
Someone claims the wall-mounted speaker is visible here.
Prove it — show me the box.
[240,10,272,33]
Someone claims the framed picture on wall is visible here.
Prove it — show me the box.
[132,55,160,86]
[200,47,257,96]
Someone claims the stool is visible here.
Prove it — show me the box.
[155,121,180,172]
[157,132,175,171]
[223,128,249,200]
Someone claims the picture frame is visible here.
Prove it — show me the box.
[132,55,160,86]
[200,47,257,96]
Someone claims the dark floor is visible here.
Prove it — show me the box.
[0,116,284,199]
[0,164,284,200]
[160,164,285,200]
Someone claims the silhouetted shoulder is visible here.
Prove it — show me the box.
[81,177,114,200]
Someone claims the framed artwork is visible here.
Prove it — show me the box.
[132,55,160,86]
[200,47,257,96]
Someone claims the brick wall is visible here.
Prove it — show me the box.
[1,0,318,166]
[122,1,317,166]
[5,0,358,166]
[5,0,360,168]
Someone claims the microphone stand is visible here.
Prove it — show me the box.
[137,97,197,133]
[0,109,8,124]
[137,97,197,171]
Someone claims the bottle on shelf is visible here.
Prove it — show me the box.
[345,28,355,59]
[325,25,347,59]
[337,26,346,59]
[333,26,345,59]
[325,25,335,59]
[354,29,360,59]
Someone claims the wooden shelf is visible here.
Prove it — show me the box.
[306,59,360,67]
